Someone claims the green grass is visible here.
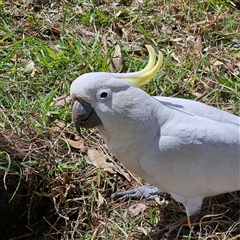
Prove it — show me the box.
[0,0,240,239]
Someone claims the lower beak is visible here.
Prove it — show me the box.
[72,100,102,133]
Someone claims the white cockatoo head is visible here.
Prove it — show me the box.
[70,45,163,136]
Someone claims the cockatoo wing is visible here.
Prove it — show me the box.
[138,107,240,215]
[155,96,239,126]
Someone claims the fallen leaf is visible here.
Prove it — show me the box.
[10,57,37,76]
[188,16,218,31]
[86,149,115,174]
[43,27,61,37]
[50,27,61,35]
[66,139,87,151]
[186,35,195,46]
[97,192,106,208]
[235,62,240,68]
[161,25,173,35]
[123,16,138,28]
[30,68,37,78]
[54,120,66,130]
[53,44,62,52]
[24,60,35,71]
[194,35,203,57]
[234,53,240,60]
[213,60,224,66]
[170,52,181,66]
[112,44,123,72]
[115,11,122,17]
[222,60,235,72]
[129,203,147,215]
[213,57,235,72]
[86,149,131,181]
[170,37,183,42]
[51,95,72,106]
[14,58,36,73]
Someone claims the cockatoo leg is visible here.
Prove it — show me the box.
[111,186,164,200]
[187,216,192,228]
[171,192,203,229]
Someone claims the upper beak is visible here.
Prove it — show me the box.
[72,100,102,133]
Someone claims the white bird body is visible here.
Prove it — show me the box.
[70,46,240,217]
[95,89,239,215]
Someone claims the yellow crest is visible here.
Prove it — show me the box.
[121,45,163,87]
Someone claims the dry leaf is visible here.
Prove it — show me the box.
[161,25,173,35]
[51,95,72,106]
[222,60,235,72]
[86,149,131,181]
[11,57,37,76]
[213,60,224,66]
[214,57,235,72]
[112,45,123,72]
[86,149,115,174]
[194,35,203,56]
[15,58,36,72]
[170,37,183,42]
[188,16,218,31]
[24,60,35,71]
[186,35,195,46]
[97,192,106,208]
[50,27,61,35]
[170,52,181,66]
[53,44,62,52]
[129,203,147,215]
[54,120,66,130]
[235,62,240,68]
[66,139,86,151]
[30,68,37,78]
[67,139,131,180]
[234,53,240,60]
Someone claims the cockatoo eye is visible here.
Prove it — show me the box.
[97,88,112,101]
[100,92,108,98]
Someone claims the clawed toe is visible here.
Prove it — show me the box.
[111,186,164,200]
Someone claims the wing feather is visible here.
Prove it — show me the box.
[139,108,240,198]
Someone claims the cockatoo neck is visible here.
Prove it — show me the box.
[94,87,169,160]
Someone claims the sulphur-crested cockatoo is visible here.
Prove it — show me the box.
[70,45,240,226]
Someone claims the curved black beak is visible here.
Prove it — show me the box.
[72,100,102,133]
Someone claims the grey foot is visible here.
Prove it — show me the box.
[111,186,164,200]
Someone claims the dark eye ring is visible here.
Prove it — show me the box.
[100,92,108,99]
